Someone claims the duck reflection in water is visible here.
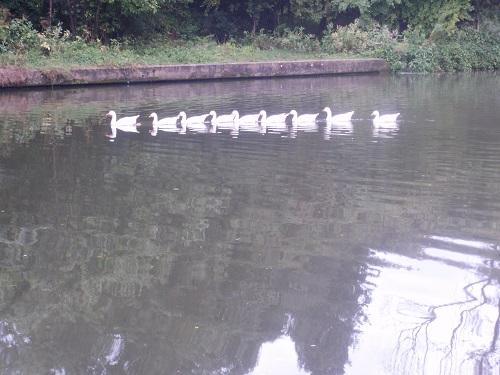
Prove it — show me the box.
[231,120,267,136]
[266,112,297,138]
[325,120,353,137]
[372,123,399,138]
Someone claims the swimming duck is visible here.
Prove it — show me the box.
[215,110,239,125]
[238,110,264,124]
[262,111,288,124]
[106,110,140,138]
[286,110,319,124]
[149,112,185,136]
[149,112,180,127]
[323,107,354,123]
[371,110,400,124]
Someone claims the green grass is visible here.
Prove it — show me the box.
[1,26,498,72]
[0,37,340,69]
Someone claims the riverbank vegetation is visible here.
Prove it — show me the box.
[1,0,499,72]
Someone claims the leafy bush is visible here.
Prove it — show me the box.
[385,26,500,72]
[0,17,38,52]
[397,27,437,72]
[433,28,500,71]
[0,7,499,73]
[321,20,398,55]
[241,27,319,53]
[275,27,319,52]
[478,6,500,43]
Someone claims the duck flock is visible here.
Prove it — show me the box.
[105,108,400,139]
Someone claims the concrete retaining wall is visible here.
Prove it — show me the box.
[0,58,388,88]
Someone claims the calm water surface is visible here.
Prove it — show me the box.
[0,73,499,375]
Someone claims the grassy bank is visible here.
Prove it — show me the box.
[1,21,499,72]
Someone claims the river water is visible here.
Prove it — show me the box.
[0,72,499,375]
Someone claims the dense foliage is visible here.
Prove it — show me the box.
[1,0,499,72]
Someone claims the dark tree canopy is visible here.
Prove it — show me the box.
[1,0,498,40]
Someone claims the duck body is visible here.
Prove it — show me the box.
[286,110,319,124]
[323,107,354,123]
[106,110,141,138]
[183,111,213,125]
[371,110,400,124]
[182,111,217,133]
[149,112,180,127]
[238,111,261,125]
[264,112,288,124]
[107,110,140,127]
[267,119,297,135]
[286,110,320,132]
[215,110,238,126]
[149,112,185,136]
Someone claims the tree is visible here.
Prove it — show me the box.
[400,0,473,38]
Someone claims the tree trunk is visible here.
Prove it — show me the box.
[93,1,102,39]
[319,0,327,35]
[65,0,76,33]
[49,0,52,27]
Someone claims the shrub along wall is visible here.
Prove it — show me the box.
[1,3,499,72]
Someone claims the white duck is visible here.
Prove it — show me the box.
[323,107,354,123]
[149,112,180,126]
[183,111,217,133]
[286,110,321,132]
[237,110,263,125]
[234,110,267,134]
[215,110,239,126]
[262,111,288,125]
[182,111,213,125]
[106,110,141,138]
[371,110,400,124]
[149,112,184,136]
[286,110,319,124]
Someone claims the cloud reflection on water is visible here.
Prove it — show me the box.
[249,335,310,375]
[347,242,500,375]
